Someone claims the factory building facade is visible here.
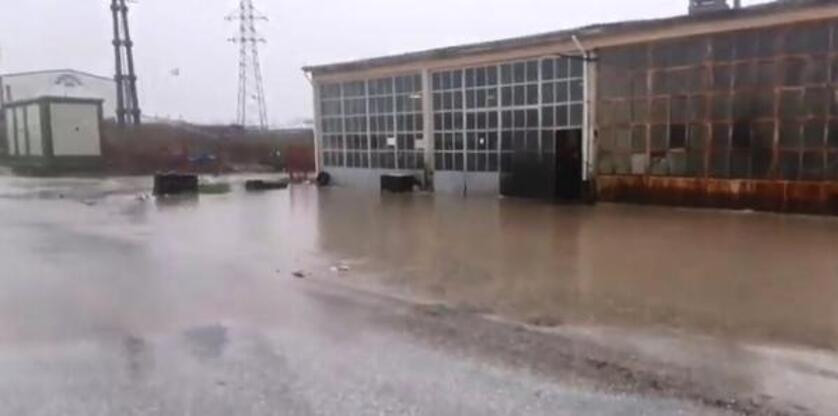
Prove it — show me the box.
[305,0,838,214]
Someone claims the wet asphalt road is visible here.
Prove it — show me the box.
[0,288,726,416]
[0,176,743,415]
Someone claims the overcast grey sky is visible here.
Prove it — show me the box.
[0,0,772,126]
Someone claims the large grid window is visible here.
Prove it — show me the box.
[343,81,368,168]
[432,65,502,172]
[317,73,424,171]
[431,58,586,173]
[464,65,500,172]
[501,109,539,172]
[541,57,585,135]
[501,61,540,107]
[320,83,343,167]
[433,70,465,171]
[598,20,838,181]
[368,77,396,169]
[395,74,425,170]
[500,60,541,172]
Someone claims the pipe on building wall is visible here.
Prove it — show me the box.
[571,35,596,187]
[420,68,434,190]
[305,73,323,174]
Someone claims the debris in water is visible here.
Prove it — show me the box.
[198,182,232,195]
[183,324,228,360]
[154,173,199,196]
[316,171,331,186]
[526,315,563,328]
[245,179,289,191]
[416,303,452,317]
[330,264,351,273]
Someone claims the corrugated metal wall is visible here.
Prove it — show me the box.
[596,17,838,214]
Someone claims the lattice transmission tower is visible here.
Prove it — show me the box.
[226,0,269,129]
[111,0,141,126]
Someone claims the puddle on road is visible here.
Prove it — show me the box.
[183,324,229,360]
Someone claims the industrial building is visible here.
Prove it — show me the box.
[304,0,838,214]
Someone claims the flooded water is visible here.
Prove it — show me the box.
[1,176,837,351]
[2,176,838,414]
[312,189,838,350]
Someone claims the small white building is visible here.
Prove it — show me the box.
[3,96,104,172]
[0,69,117,119]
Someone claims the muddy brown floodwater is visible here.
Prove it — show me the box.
[2,176,836,351]
[311,188,838,350]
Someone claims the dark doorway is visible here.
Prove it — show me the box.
[500,128,584,201]
[500,145,554,199]
[555,129,583,200]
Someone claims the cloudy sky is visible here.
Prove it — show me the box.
[0,0,773,126]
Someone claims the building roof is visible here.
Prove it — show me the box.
[3,95,105,108]
[0,69,113,83]
[303,0,837,75]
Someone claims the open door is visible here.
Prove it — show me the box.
[500,128,583,201]
[555,129,583,200]
[500,148,554,199]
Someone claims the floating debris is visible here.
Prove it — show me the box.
[198,182,232,195]
[153,173,198,196]
[245,179,289,191]
[330,263,351,274]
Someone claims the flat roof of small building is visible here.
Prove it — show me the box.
[3,96,105,108]
[303,0,837,76]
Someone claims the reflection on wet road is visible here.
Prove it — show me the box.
[0,176,836,414]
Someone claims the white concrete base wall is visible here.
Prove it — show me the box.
[434,171,499,196]
[433,171,466,195]
[325,167,500,196]
[325,167,422,190]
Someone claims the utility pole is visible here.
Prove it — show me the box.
[111,0,141,126]
[226,0,269,130]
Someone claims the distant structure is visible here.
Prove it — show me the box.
[110,0,141,126]
[227,0,269,130]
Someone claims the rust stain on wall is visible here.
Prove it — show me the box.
[597,175,838,215]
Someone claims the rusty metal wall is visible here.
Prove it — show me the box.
[597,176,838,215]
[596,17,838,214]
